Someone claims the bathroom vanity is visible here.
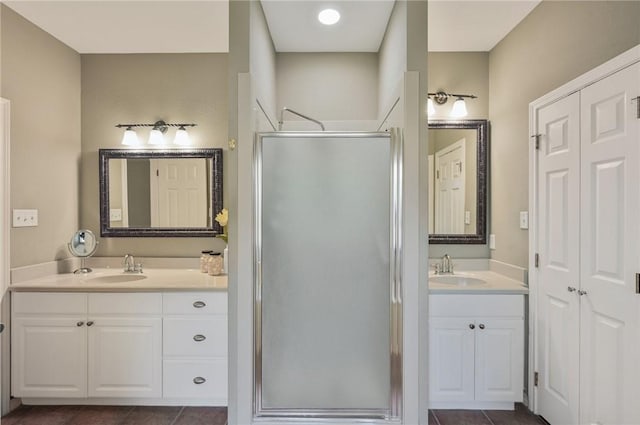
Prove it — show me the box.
[428,270,527,410]
[9,268,228,406]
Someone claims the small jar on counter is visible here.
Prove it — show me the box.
[207,252,223,276]
[200,250,213,273]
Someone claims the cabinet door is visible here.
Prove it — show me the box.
[87,317,162,398]
[12,317,87,398]
[474,318,523,402]
[429,318,475,403]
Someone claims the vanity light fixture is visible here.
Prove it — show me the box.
[115,120,196,147]
[427,91,477,118]
[318,8,340,25]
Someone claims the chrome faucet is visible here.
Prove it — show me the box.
[123,254,143,273]
[439,254,453,274]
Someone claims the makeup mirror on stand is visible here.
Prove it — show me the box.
[68,229,98,274]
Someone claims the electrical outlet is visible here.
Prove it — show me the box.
[520,211,529,229]
[489,234,496,250]
[13,209,38,227]
[110,209,122,221]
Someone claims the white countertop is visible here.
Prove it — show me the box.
[429,270,528,294]
[10,268,228,292]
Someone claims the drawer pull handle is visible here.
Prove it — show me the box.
[193,334,206,342]
[479,324,485,330]
[193,377,206,385]
[193,301,206,308]
[469,324,475,329]
[77,321,84,327]
[87,321,94,327]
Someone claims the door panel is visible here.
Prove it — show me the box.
[536,92,580,425]
[429,318,475,404]
[579,62,639,425]
[475,319,523,402]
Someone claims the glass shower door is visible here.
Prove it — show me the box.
[254,132,402,420]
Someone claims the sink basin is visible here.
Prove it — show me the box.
[430,275,486,286]
[88,274,148,284]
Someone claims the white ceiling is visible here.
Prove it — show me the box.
[3,0,541,54]
[3,0,229,54]
[260,0,396,52]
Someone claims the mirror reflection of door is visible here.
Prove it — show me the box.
[149,158,208,227]
[435,139,465,233]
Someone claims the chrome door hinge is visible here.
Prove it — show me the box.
[636,273,640,294]
[531,134,541,150]
[632,96,640,119]
[436,170,440,179]
[534,371,539,387]
[534,253,539,268]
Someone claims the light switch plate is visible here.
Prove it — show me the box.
[489,234,496,250]
[13,209,38,227]
[520,211,529,229]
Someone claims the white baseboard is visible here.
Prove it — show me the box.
[21,397,227,407]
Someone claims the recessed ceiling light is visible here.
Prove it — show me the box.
[318,8,340,25]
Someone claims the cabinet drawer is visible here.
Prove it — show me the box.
[163,317,227,357]
[88,293,162,315]
[163,292,226,315]
[429,295,524,317]
[163,359,227,400]
[13,292,87,315]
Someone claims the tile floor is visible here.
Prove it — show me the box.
[1,405,227,425]
[1,404,545,425]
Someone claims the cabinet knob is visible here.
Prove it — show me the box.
[469,324,475,329]
[479,324,485,330]
[193,376,206,385]
[193,334,206,342]
[77,321,84,327]
[87,321,94,327]
[578,290,588,296]
[193,301,206,308]
[567,286,577,292]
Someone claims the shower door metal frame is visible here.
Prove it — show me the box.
[252,131,404,421]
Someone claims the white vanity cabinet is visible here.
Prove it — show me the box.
[162,292,227,405]
[11,290,228,405]
[429,294,524,410]
[12,292,162,399]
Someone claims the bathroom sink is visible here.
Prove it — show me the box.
[88,274,148,284]
[430,275,486,286]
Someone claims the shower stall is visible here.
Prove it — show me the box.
[253,131,403,420]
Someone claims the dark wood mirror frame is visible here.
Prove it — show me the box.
[428,119,488,245]
[99,148,223,237]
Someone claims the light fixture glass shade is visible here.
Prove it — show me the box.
[173,127,191,145]
[121,128,140,146]
[450,98,468,118]
[427,98,436,115]
[148,128,165,145]
[318,8,340,25]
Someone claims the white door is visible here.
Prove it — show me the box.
[87,317,162,398]
[0,99,9,415]
[12,317,87,398]
[428,154,434,234]
[435,140,465,233]
[474,318,523,402]
[579,62,640,425]
[150,158,208,227]
[428,318,475,404]
[536,93,581,425]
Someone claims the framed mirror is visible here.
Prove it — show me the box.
[99,148,223,237]
[428,120,488,244]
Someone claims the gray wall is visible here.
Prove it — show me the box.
[1,5,81,268]
[489,0,640,268]
[80,53,228,257]
[276,53,378,121]
[378,0,407,119]
[250,1,277,122]
[427,52,489,258]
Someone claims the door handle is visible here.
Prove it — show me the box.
[193,334,206,342]
[578,290,588,296]
[0,323,4,333]
[87,321,94,326]
[567,286,577,292]
[77,321,85,327]
[478,324,485,330]
[469,324,475,329]
[193,301,206,308]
